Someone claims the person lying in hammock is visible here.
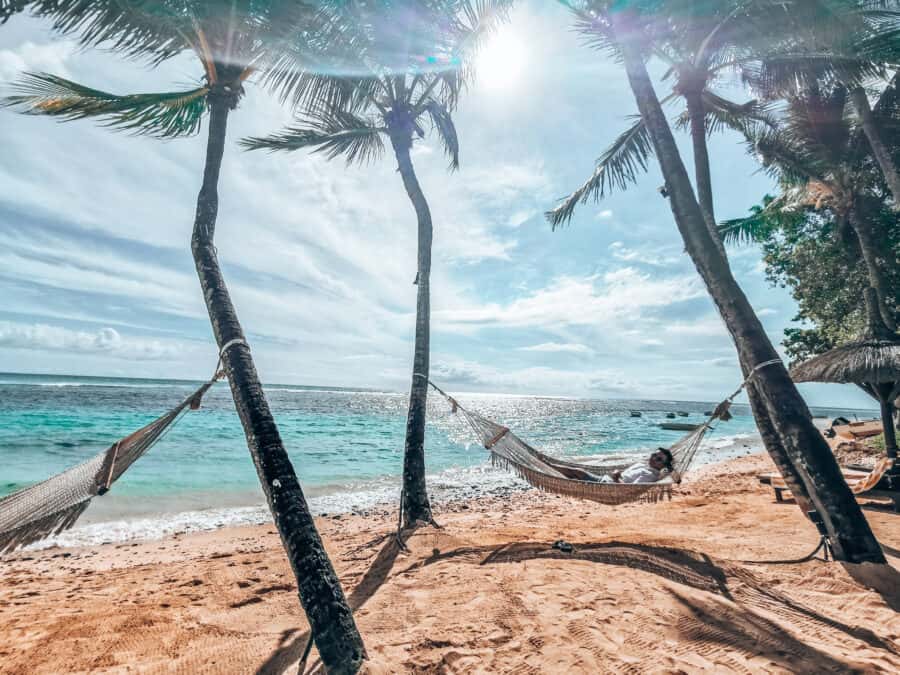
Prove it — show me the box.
[598,448,674,484]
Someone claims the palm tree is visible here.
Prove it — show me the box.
[547,0,777,248]
[243,0,511,529]
[2,2,366,667]
[724,84,899,330]
[565,1,886,564]
[738,0,900,204]
[548,0,819,516]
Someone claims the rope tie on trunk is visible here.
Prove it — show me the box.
[216,338,249,374]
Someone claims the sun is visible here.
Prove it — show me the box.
[474,28,526,91]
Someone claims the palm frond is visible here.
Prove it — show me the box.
[2,72,208,138]
[26,0,192,64]
[546,114,652,229]
[673,90,774,136]
[423,99,459,170]
[718,195,787,246]
[240,109,385,165]
[1,0,28,24]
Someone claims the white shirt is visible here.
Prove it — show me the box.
[598,462,661,484]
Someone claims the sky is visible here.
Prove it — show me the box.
[0,1,875,407]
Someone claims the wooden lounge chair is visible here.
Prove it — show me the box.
[833,419,883,441]
[758,458,899,512]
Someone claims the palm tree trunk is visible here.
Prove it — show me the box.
[683,86,726,259]
[612,15,885,564]
[849,206,897,330]
[684,86,817,515]
[390,130,434,527]
[851,85,900,207]
[879,396,898,460]
[684,97,823,515]
[191,93,366,671]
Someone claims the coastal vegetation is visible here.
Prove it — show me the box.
[2,0,899,671]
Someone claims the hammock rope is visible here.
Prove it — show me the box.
[426,361,779,506]
[0,373,222,554]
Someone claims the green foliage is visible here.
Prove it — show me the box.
[3,73,209,138]
[241,108,385,164]
[548,0,777,228]
[244,1,509,167]
[546,115,652,228]
[731,195,900,362]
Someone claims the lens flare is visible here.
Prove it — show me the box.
[475,29,526,91]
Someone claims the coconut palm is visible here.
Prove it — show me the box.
[722,83,900,330]
[547,0,776,247]
[563,0,886,564]
[242,0,511,529]
[548,0,818,518]
[2,2,366,667]
[738,0,900,203]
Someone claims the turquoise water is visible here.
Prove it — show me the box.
[0,372,878,527]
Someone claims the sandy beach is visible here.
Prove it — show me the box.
[2,449,898,674]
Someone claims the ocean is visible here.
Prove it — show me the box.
[0,372,878,548]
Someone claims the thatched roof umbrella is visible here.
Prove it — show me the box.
[791,289,900,459]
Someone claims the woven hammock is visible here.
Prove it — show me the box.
[429,381,729,506]
[0,379,217,554]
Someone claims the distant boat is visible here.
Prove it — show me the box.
[665,412,677,419]
[677,411,689,417]
[659,422,701,431]
[629,410,642,417]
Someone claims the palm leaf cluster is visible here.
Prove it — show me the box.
[2,1,355,137]
[3,72,209,137]
[245,1,511,168]
[547,0,780,228]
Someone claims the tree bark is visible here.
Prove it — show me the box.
[683,82,817,515]
[390,129,434,527]
[191,93,366,671]
[851,85,900,208]
[612,15,885,564]
[879,396,898,460]
[682,85,726,260]
[848,206,897,330]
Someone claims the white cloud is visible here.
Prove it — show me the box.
[0,40,74,80]
[596,209,613,219]
[757,307,777,317]
[664,315,728,338]
[0,322,182,360]
[608,241,679,266]
[437,268,705,330]
[519,342,593,354]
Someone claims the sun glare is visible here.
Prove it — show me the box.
[475,29,526,91]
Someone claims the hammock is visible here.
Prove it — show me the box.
[0,378,218,554]
[428,380,735,506]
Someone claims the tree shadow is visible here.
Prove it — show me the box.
[729,567,900,656]
[421,539,899,660]
[255,526,416,675]
[669,589,864,673]
[841,562,900,613]
[478,540,734,599]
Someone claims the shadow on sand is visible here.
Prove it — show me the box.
[255,527,415,675]
[257,535,899,673]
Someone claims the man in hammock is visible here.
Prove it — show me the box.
[598,448,674,484]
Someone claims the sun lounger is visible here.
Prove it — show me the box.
[757,459,899,511]
[833,419,883,441]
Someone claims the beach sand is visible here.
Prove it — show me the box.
[2,452,899,674]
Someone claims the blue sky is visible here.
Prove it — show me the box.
[0,1,874,407]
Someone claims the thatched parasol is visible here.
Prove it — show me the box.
[791,289,900,459]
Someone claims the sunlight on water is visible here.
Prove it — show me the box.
[0,373,876,533]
